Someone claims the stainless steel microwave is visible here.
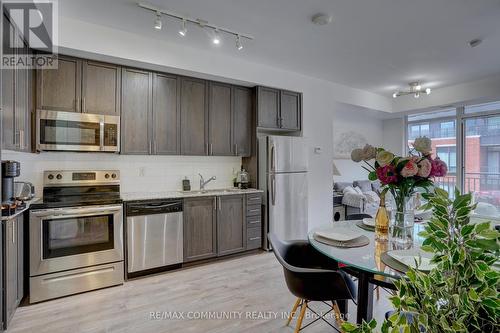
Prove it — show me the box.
[36,110,120,152]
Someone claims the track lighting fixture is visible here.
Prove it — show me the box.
[138,2,254,49]
[236,35,243,50]
[179,19,187,36]
[212,29,220,45]
[154,11,162,30]
[392,82,432,99]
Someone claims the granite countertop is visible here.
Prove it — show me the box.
[121,188,263,201]
[1,198,41,221]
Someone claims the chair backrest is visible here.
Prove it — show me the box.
[346,213,372,220]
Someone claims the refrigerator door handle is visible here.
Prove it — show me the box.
[270,144,276,173]
[270,174,276,206]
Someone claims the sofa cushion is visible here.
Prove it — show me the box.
[371,180,382,193]
[334,182,352,192]
[353,180,372,193]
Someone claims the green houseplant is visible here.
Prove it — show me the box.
[342,188,500,333]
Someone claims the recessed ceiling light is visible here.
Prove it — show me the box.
[179,19,187,36]
[236,35,243,50]
[311,13,333,26]
[154,11,162,30]
[213,29,221,45]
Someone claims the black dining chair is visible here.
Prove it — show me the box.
[346,213,372,220]
[268,233,357,333]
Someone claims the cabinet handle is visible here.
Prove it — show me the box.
[234,143,238,156]
[20,130,24,149]
[210,144,213,156]
[248,220,260,225]
[149,141,152,154]
[75,98,80,112]
[214,197,217,211]
[249,237,261,241]
[248,197,260,201]
[206,143,209,155]
[219,197,222,211]
[12,222,15,244]
[82,97,86,113]
[248,209,260,213]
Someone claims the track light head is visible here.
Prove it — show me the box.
[425,88,432,95]
[213,29,220,45]
[154,11,162,30]
[392,92,398,99]
[236,35,243,50]
[179,19,187,36]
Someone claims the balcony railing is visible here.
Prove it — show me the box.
[435,172,500,205]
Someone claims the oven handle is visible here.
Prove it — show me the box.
[99,118,105,151]
[31,205,123,218]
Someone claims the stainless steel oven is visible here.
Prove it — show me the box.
[29,170,124,303]
[36,110,120,152]
[30,205,123,276]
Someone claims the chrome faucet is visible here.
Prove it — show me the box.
[199,174,216,191]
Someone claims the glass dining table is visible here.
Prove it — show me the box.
[308,220,427,325]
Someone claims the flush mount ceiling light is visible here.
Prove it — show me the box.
[311,13,333,25]
[138,2,253,50]
[392,82,432,99]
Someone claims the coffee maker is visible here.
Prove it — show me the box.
[2,160,20,204]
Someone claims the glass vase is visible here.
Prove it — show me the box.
[390,195,415,248]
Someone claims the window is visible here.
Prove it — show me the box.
[439,121,455,138]
[436,146,457,174]
[408,123,429,139]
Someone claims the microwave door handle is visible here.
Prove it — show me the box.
[99,120,105,151]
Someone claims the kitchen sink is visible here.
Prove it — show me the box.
[184,189,242,195]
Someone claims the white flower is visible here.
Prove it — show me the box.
[376,150,394,166]
[413,136,432,154]
[361,144,377,160]
[351,149,363,162]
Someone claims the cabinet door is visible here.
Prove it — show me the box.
[16,216,24,303]
[183,197,217,262]
[232,86,252,156]
[217,195,246,256]
[82,61,121,115]
[280,90,301,131]
[257,86,279,129]
[36,55,82,112]
[208,82,232,156]
[153,73,179,155]
[120,68,152,154]
[5,220,18,326]
[14,36,30,152]
[2,25,16,150]
[180,77,207,155]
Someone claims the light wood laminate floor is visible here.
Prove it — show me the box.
[9,252,392,333]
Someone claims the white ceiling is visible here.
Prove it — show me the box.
[59,0,500,97]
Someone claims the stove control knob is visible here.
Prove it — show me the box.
[48,174,54,180]
[105,174,110,179]
[111,173,117,179]
[56,174,62,180]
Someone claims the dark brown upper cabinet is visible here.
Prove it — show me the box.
[120,68,152,155]
[257,86,280,129]
[232,86,253,157]
[152,73,180,155]
[180,77,208,156]
[36,55,82,113]
[257,86,302,132]
[37,56,121,115]
[82,60,121,115]
[208,82,233,156]
[2,20,32,152]
[280,90,301,131]
[217,194,246,256]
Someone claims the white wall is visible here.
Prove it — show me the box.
[382,118,405,156]
[332,104,385,183]
[2,150,241,197]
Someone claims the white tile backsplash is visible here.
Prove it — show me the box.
[2,150,242,197]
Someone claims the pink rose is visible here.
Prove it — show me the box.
[376,165,398,185]
[417,158,432,178]
[430,157,448,177]
[400,160,419,178]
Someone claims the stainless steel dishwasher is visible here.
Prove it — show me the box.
[126,199,183,275]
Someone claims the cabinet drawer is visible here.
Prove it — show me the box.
[246,204,261,217]
[246,193,262,206]
[246,226,262,250]
[246,215,261,228]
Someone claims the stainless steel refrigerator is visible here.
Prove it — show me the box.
[259,136,308,249]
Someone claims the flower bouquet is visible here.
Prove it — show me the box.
[351,137,448,245]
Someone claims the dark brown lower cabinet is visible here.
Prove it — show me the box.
[217,195,246,256]
[183,197,217,262]
[3,215,24,329]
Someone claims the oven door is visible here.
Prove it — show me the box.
[36,110,120,152]
[30,205,124,276]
